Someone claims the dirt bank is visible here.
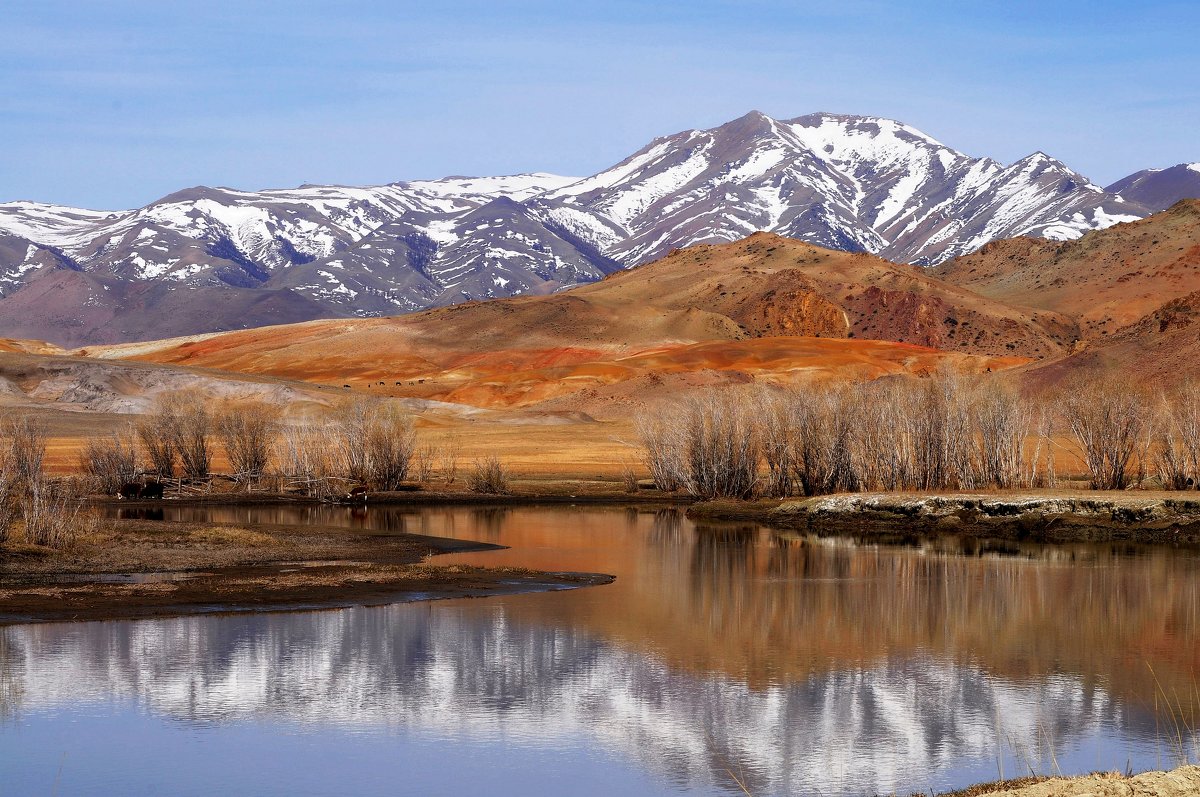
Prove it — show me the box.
[689,492,1200,544]
[935,764,1200,796]
[0,517,613,624]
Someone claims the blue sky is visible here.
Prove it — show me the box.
[2,0,1197,208]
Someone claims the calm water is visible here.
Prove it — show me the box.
[2,504,1199,796]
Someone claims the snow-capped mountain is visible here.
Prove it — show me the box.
[1106,163,1200,213]
[546,111,1146,265]
[0,111,1186,344]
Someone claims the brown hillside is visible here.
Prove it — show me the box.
[1027,289,1200,389]
[566,233,1074,357]
[934,199,1200,340]
[75,235,1046,411]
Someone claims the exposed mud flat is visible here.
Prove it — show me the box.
[0,517,614,624]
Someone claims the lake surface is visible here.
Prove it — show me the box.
[3,504,1199,796]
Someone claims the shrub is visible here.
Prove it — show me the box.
[81,431,139,494]
[620,462,640,493]
[467,456,511,494]
[23,479,91,548]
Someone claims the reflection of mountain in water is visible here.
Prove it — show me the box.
[0,607,1138,796]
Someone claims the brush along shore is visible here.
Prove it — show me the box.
[688,490,1200,544]
[0,517,613,624]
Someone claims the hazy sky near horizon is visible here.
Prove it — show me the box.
[2,0,1197,208]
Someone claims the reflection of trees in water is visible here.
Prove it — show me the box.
[690,524,757,598]
[0,629,24,721]
[626,526,1200,713]
[0,607,1141,796]
[648,508,684,546]
[468,507,510,540]
[351,507,407,532]
[116,507,164,521]
[622,507,639,531]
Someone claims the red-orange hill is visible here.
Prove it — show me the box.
[79,234,1042,410]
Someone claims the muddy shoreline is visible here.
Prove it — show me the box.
[0,518,614,625]
[688,492,1200,545]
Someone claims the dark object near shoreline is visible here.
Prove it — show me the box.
[138,481,164,500]
[116,481,165,500]
[346,485,368,502]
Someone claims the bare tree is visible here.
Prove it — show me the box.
[0,466,15,544]
[137,396,179,478]
[438,435,462,485]
[142,392,211,480]
[1153,383,1200,489]
[636,412,687,492]
[276,421,339,498]
[81,430,139,493]
[331,399,416,490]
[217,402,279,485]
[679,390,758,500]
[757,388,797,497]
[972,382,1033,489]
[1058,376,1147,490]
[3,417,46,497]
[412,444,437,483]
[0,417,90,548]
[176,395,212,480]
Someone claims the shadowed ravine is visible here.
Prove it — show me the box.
[2,505,1198,796]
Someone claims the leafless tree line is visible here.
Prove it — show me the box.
[1055,376,1200,491]
[639,374,1059,499]
[79,392,485,498]
[640,373,1200,498]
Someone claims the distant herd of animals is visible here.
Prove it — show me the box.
[341,380,426,389]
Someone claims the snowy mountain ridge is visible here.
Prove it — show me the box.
[0,111,1193,344]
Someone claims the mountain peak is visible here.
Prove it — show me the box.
[1106,162,1200,212]
[716,110,779,139]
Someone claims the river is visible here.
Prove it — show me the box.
[2,504,1198,795]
